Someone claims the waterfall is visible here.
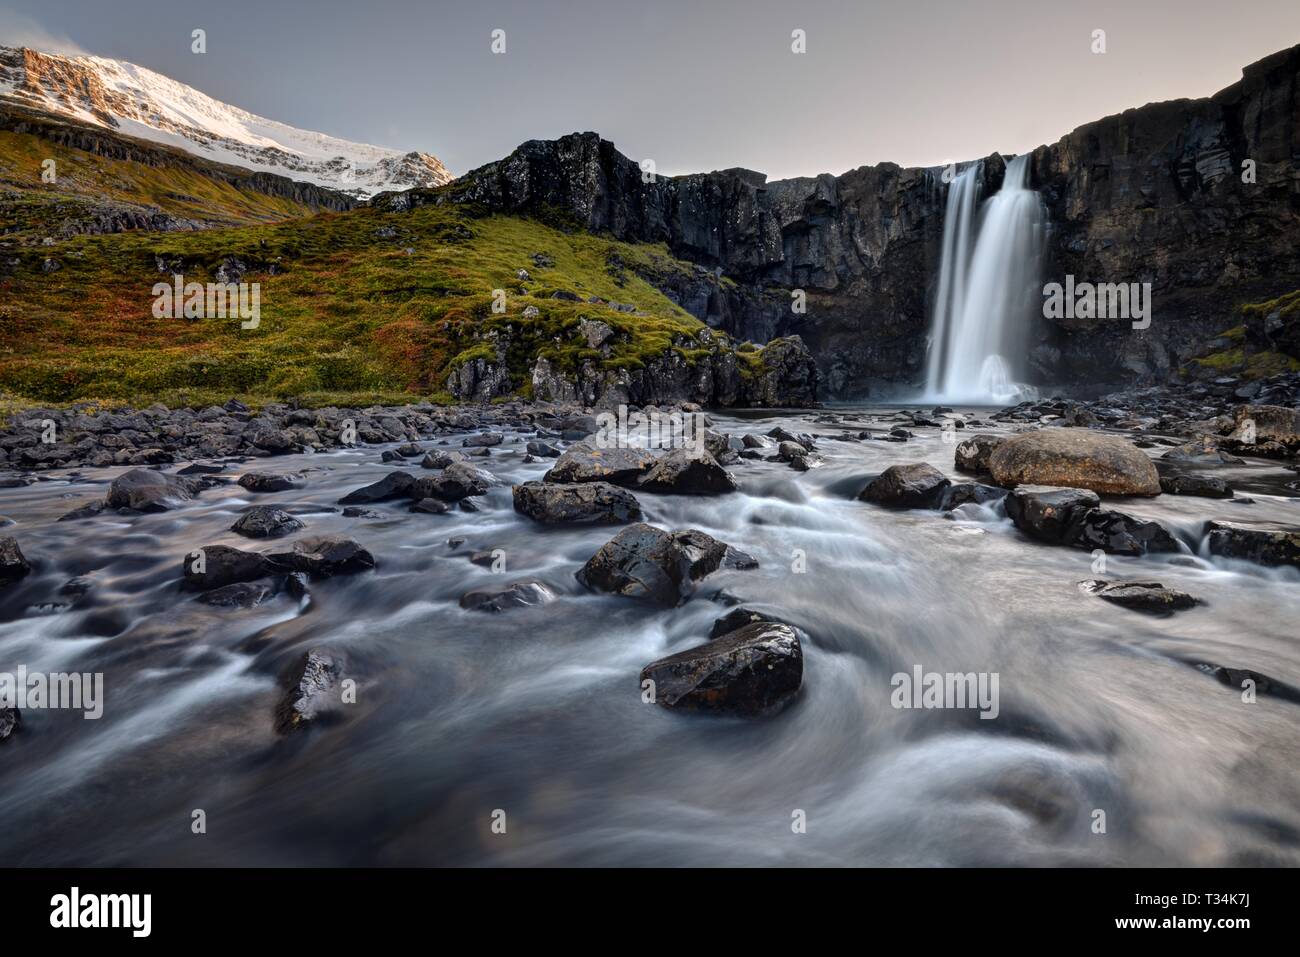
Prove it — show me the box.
[925,154,1045,404]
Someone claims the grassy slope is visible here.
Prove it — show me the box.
[1,182,739,406]
[0,129,316,237]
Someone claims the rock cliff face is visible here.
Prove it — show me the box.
[442,43,1300,399]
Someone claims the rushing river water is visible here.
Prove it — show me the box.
[2,406,1299,866]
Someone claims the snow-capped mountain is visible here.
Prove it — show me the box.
[0,45,452,198]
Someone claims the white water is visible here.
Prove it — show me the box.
[926,155,1045,404]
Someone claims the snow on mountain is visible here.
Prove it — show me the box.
[0,45,452,198]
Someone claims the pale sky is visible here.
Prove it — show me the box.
[3,0,1298,180]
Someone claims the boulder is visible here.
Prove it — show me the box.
[636,448,738,494]
[1159,474,1233,498]
[858,463,950,508]
[577,523,750,607]
[1078,579,1199,614]
[954,433,1004,473]
[238,471,299,493]
[413,461,491,501]
[543,442,657,486]
[463,432,504,447]
[0,536,31,584]
[230,505,304,539]
[196,580,278,608]
[0,707,18,741]
[421,449,466,469]
[181,544,275,591]
[458,580,557,612]
[337,470,416,505]
[939,482,1008,511]
[1206,521,1300,568]
[512,481,642,524]
[274,537,376,577]
[1232,404,1300,450]
[106,468,195,511]
[989,428,1160,495]
[409,497,450,514]
[1005,486,1179,556]
[640,620,803,715]
[274,649,345,734]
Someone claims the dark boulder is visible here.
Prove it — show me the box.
[636,448,738,495]
[1005,486,1179,556]
[274,649,346,734]
[512,481,642,524]
[1206,521,1300,569]
[0,707,18,741]
[1159,474,1233,498]
[409,497,450,514]
[463,432,504,448]
[274,537,376,578]
[230,505,304,539]
[106,468,196,511]
[337,470,416,505]
[413,461,491,501]
[939,482,1008,511]
[640,620,803,715]
[196,579,278,608]
[238,471,299,493]
[954,433,1004,474]
[0,536,31,584]
[577,523,751,606]
[858,463,950,508]
[458,579,557,612]
[181,544,275,591]
[543,442,656,486]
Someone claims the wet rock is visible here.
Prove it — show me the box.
[1206,521,1300,569]
[767,427,815,451]
[409,496,449,514]
[1004,486,1179,556]
[543,442,657,486]
[0,707,18,741]
[858,463,950,508]
[231,505,305,539]
[421,449,466,469]
[1232,404,1300,451]
[954,433,1004,474]
[1159,474,1233,498]
[708,606,790,639]
[989,428,1160,495]
[640,620,803,716]
[636,448,738,494]
[459,579,557,612]
[1161,440,1245,465]
[939,482,1008,511]
[512,480,642,524]
[1072,509,1181,556]
[577,523,749,606]
[106,468,196,511]
[0,536,31,584]
[275,537,376,578]
[463,432,504,448]
[274,649,345,734]
[177,462,224,476]
[239,471,299,493]
[181,544,275,591]
[337,470,416,505]
[526,439,562,458]
[413,461,491,501]
[1078,579,1200,614]
[57,500,107,521]
[196,579,278,608]
[1192,662,1300,705]
[342,506,384,518]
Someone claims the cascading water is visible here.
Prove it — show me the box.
[925,154,1045,403]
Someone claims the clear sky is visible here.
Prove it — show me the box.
[3,0,1298,180]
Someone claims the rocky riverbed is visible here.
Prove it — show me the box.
[1,388,1298,865]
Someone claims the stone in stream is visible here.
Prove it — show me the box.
[337,470,416,505]
[459,579,557,613]
[1078,579,1200,614]
[1231,404,1300,451]
[766,427,815,451]
[640,620,803,716]
[412,461,491,501]
[196,579,278,608]
[526,439,562,458]
[1160,440,1245,465]
[1190,662,1300,705]
[954,433,1004,474]
[636,448,738,495]
[57,500,107,522]
[989,428,1160,495]
[463,432,504,447]
[230,505,305,539]
[106,468,196,511]
[543,442,657,487]
[939,482,1007,511]
[0,536,32,584]
[858,463,951,509]
[421,449,466,469]
[576,523,755,607]
[273,537,376,578]
[1159,474,1233,498]
[238,471,300,493]
[409,497,450,514]
[274,649,346,734]
[181,544,276,591]
[1205,521,1300,569]
[512,481,642,524]
[1004,485,1180,556]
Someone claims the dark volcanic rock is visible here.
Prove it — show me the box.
[274,649,345,734]
[543,442,657,486]
[1206,521,1300,568]
[1079,579,1200,614]
[230,505,305,539]
[939,482,1008,511]
[275,537,376,578]
[337,470,416,505]
[463,432,504,448]
[636,448,738,494]
[858,463,950,508]
[181,544,274,591]
[239,471,298,493]
[409,497,450,514]
[640,620,803,715]
[0,707,18,741]
[0,536,31,584]
[413,461,491,501]
[989,429,1160,496]
[458,579,557,612]
[512,480,642,524]
[576,523,748,606]
[1005,485,1180,556]
[1192,662,1300,705]
[1159,474,1233,498]
[106,468,195,511]
[196,579,278,608]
